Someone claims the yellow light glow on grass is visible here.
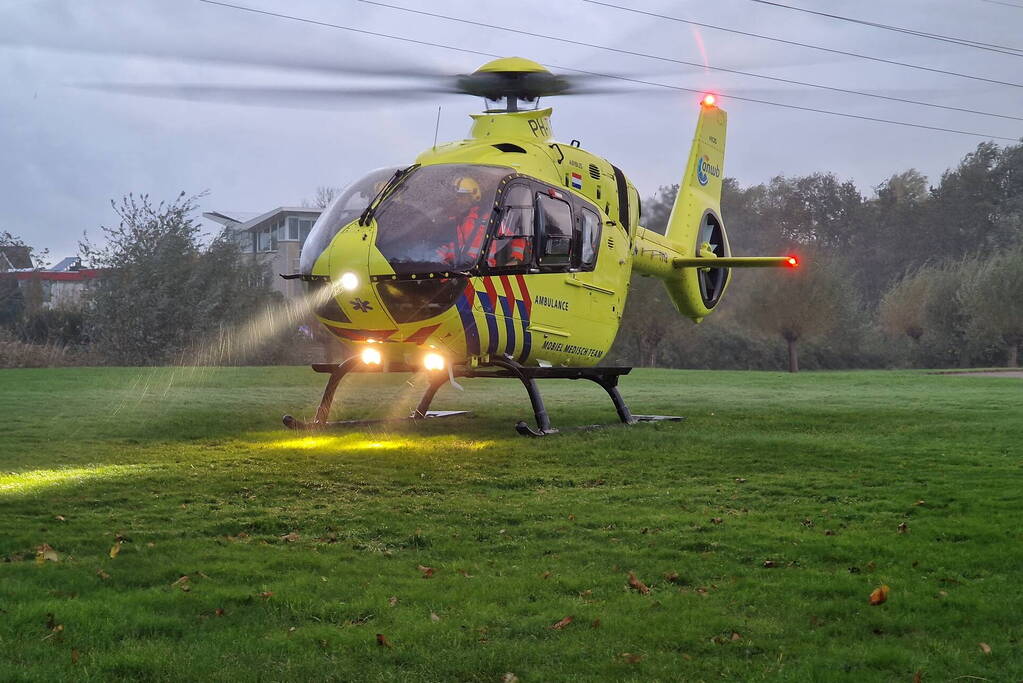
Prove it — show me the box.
[0,465,143,497]
[265,437,408,452]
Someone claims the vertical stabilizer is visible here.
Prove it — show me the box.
[664,98,727,246]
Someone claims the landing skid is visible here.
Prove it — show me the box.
[282,357,684,437]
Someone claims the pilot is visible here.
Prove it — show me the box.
[437,176,489,267]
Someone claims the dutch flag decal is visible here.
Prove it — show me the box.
[570,172,583,190]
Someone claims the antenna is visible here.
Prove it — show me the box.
[433,106,442,149]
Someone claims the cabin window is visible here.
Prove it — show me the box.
[486,184,534,270]
[300,166,401,274]
[537,193,573,267]
[373,164,511,274]
[580,208,601,268]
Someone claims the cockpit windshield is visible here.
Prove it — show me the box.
[299,166,400,274]
[373,164,511,274]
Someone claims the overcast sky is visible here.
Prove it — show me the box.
[1,0,1021,260]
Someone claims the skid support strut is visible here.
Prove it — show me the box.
[283,357,683,436]
[282,360,466,430]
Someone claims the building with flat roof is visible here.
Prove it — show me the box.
[204,207,322,298]
[0,256,104,311]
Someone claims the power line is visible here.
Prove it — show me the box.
[193,0,1019,142]
[975,0,1023,9]
[747,0,1023,57]
[355,0,1023,122]
[584,0,1023,89]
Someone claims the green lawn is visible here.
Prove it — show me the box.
[1,366,1021,681]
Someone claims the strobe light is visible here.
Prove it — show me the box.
[423,352,445,371]
[361,347,382,365]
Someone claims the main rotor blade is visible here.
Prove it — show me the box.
[74,82,461,108]
[0,33,460,79]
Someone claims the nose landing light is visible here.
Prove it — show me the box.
[339,272,359,291]
[424,352,445,371]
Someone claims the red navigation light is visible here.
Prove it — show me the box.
[786,256,799,268]
[701,94,717,107]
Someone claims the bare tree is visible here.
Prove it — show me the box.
[741,254,851,372]
[304,186,342,209]
[879,266,937,342]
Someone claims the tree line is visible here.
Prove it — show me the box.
[611,140,1023,370]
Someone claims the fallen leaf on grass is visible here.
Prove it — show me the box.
[388,596,398,607]
[172,576,190,591]
[664,571,681,584]
[627,572,650,594]
[550,616,573,630]
[937,591,948,598]
[801,518,814,527]
[457,569,473,578]
[898,522,908,534]
[109,543,121,559]
[591,618,601,628]
[501,674,519,683]
[36,544,60,565]
[417,565,435,578]
[979,642,991,655]
[619,652,645,664]
[735,478,747,484]
[710,518,723,524]
[869,585,890,606]
[96,569,110,580]
[430,612,441,622]
[913,500,925,506]
[913,671,922,683]
[731,631,742,641]
[762,560,777,568]
[824,529,836,536]
[55,515,66,522]
[541,571,551,580]
[214,608,225,617]
[567,514,576,521]
[280,532,300,543]
[579,589,593,599]
[376,633,393,648]
[258,591,274,600]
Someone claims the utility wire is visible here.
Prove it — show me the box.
[355,0,1023,122]
[584,0,1023,89]
[747,0,1023,56]
[193,0,1019,142]
[975,0,1023,9]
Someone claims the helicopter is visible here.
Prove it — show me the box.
[279,57,798,436]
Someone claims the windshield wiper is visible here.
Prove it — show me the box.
[358,165,415,226]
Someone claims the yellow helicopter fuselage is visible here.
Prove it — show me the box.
[307,107,638,368]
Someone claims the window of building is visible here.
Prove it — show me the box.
[287,216,300,240]
[299,219,314,243]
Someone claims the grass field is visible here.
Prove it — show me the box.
[1,366,1021,681]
